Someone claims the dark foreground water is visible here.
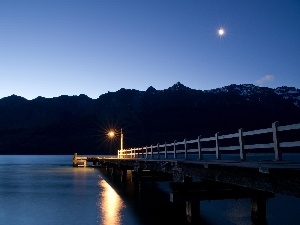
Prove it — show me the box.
[0,155,299,225]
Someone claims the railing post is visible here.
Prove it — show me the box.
[157,143,160,159]
[184,138,187,160]
[173,140,177,159]
[198,135,202,160]
[141,147,144,158]
[272,121,282,161]
[239,128,246,161]
[164,142,167,159]
[145,145,148,159]
[215,132,221,160]
[151,145,153,159]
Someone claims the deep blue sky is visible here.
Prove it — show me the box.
[1,0,299,100]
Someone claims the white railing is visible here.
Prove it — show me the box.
[117,121,300,161]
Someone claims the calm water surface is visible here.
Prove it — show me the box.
[0,155,299,225]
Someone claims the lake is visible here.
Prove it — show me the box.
[0,155,299,225]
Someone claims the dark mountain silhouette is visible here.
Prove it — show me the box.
[0,82,299,155]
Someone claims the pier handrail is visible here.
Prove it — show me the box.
[118,121,300,161]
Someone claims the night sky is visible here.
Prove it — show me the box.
[1,0,299,100]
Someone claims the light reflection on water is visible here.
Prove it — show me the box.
[97,178,125,225]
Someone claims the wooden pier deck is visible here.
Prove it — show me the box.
[73,121,300,223]
[73,156,300,197]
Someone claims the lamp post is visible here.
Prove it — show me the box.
[120,128,123,151]
[108,128,123,151]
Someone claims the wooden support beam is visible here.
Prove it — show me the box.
[121,169,127,183]
[131,170,173,182]
[251,196,267,225]
[169,181,274,202]
[186,200,200,223]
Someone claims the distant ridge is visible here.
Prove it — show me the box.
[1,82,299,155]
[2,82,300,107]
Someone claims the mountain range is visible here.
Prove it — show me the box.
[0,82,299,155]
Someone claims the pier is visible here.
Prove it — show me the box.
[73,121,300,223]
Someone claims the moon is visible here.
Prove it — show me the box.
[218,28,225,36]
